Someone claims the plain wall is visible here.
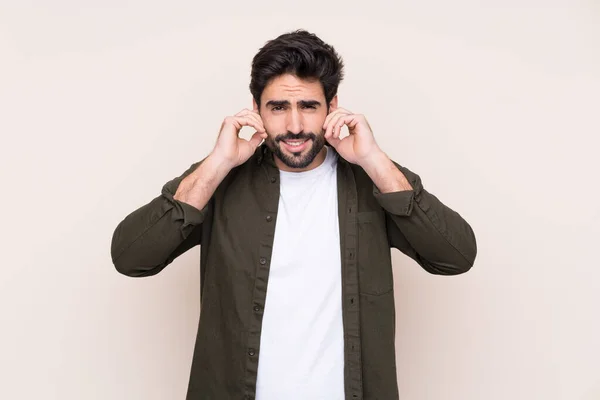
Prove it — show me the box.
[1,1,599,399]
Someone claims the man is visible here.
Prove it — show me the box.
[111,29,477,400]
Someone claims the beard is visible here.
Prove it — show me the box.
[266,130,326,169]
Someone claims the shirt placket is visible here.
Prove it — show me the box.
[243,159,280,400]
[337,161,364,400]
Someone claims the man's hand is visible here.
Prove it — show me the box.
[323,107,384,166]
[174,110,267,209]
[211,109,268,169]
[324,108,413,193]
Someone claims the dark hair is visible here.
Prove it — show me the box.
[250,29,345,108]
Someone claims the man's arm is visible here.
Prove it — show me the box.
[361,151,477,275]
[110,155,229,277]
[110,109,267,278]
[321,107,476,274]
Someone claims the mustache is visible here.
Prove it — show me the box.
[275,131,318,142]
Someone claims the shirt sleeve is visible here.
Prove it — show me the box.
[110,160,211,277]
[373,161,477,275]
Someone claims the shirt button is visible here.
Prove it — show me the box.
[270,177,277,183]
[266,215,272,222]
[259,257,267,265]
[248,348,256,356]
[253,305,261,312]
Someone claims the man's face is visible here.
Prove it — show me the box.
[254,74,337,171]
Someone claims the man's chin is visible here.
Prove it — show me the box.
[276,149,308,168]
[279,145,325,169]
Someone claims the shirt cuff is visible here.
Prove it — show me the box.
[161,172,209,233]
[373,186,415,216]
[372,161,424,217]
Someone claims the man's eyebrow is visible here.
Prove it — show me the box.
[298,100,322,107]
[265,100,290,107]
[264,100,322,107]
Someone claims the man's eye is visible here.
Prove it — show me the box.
[304,105,316,109]
[272,106,284,111]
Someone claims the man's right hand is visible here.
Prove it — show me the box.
[210,109,268,169]
[173,109,267,210]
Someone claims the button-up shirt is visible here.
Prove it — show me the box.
[111,144,477,400]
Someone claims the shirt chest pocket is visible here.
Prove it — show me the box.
[356,211,394,295]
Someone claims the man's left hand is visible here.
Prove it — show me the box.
[323,108,383,167]
[324,108,413,193]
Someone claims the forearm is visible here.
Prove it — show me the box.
[174,153,233,211]
[383,189,477,274]
[365,155,477,274]
[360,150,413,193]
[111,195,205,277]
[111,155,230,277]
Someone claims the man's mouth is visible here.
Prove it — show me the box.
[281,138,310,152]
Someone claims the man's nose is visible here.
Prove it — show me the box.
[286,109,303,134]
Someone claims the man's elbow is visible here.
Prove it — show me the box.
[110,228,163,277]
[433,231,478,275]
[450,256,476,275]
[423,259,474,275]
[419,247,477,275]
[111,251,163,278]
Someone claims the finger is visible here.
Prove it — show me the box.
[324,110,343,139]
[334,114,357,139]
[236,109,266,132]
[325,110,352,139]
[326,132,342,149]
[236,110,267,141]
[248,130,265,149]
[332,114,346,139]
[328,112,351,139]
[323,109,344,132]
[235,109,265,132]
[323,107,351,130]
[231,115,265,135]
[323,109,342,130]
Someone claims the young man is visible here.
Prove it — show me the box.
[111,29,477,400]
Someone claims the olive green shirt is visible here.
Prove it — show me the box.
[111,143,477,400]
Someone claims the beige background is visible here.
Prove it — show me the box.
[1,1,599,399]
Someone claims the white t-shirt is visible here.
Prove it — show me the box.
[255,146,344,400]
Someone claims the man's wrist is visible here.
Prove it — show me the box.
[357,149,387,171]
[173,153,232,206]
[202,152,235,177]
[359,151,413,193]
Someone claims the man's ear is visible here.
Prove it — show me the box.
[329,95,339,113]
[252,98,259,112]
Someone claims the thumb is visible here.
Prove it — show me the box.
[248,131,265,149]
[326,135,342,149]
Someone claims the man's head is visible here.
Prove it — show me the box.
[250,30,345,171]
